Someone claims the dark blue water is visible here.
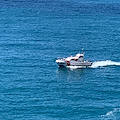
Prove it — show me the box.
[0,0,120,119]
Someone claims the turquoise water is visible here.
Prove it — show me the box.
[0,0,120,119]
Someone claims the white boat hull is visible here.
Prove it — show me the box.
[56,60,92,67]
[70,61,92,66]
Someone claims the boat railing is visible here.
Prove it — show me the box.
[57,57,66,60]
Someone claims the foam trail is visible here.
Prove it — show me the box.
[90,60,120,68]
[100,108,120,120]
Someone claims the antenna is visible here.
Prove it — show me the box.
[82,48,84,54]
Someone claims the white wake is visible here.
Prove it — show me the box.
[90,60,120,68]
[100,108,120,120]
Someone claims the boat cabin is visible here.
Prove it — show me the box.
[65,53,84,62]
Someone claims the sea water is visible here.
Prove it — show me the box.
[0,0,120,120]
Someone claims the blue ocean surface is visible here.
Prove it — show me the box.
[0,0,120,119]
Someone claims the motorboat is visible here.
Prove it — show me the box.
[56,53,92,68]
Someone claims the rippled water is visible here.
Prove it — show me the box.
[0,0,120,120]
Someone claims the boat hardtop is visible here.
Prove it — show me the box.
[65,54,84,61]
